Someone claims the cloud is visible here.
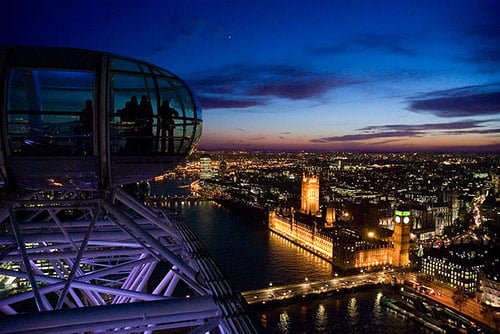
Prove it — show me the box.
[444,128,500,136]
[198,96,265,109]
[310,33,416,57]
[189,63,358,109]
[311,130,422,143]
[311,119,499,143]
[372,139,404,145]
[236,128,245,132]
[280,131,291,135]
[188,68,247,95]
[407,83,500,117]
[248,77,354,100]
[359,119,493,132]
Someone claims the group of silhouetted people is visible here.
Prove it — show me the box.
[78,96,179,155]
[118,95,178,154]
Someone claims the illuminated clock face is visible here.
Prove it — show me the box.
[403,217,410,224]
[395,216,401,223]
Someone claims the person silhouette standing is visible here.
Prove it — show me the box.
[80,100,93,133]
[120,96,140,153]
[158,100,178,153]
[138,95,153,152]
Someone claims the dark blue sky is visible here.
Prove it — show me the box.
[2,0,499,151]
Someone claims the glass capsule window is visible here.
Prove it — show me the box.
[7,68,95,156]
[110,57,201,156]
[111,58,144,73]
[110,74,157,154]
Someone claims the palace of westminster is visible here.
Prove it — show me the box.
[268,171,411,270]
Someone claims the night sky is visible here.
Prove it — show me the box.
[2,0,500,152]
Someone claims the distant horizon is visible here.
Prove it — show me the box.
[195,146,500,154]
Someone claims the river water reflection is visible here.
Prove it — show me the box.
[174,201,428,333]
[178,201,334,291]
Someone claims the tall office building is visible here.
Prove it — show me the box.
[493,173,500,196]
[200,156,213,180]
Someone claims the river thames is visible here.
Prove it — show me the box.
[177,201,432,333]
[152,181,430,333]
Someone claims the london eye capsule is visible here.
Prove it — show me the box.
[0,46,202,190]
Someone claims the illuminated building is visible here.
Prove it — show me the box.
[481,190,500,223]
[200,156,213,180]
[268,210,333,260]
[331,226,393,270]
[408,199,459,239]
[493,173,500,196]
[430,204,452,235]
[480,245,500,307]
[420,244,484,293]
[392,206,411,267]
[325,206,336,228]
[301,173,320,215]
[332,205,412,270]
[481,276,500,308]
[269,202,414,270]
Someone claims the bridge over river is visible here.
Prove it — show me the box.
[242,273,387,305]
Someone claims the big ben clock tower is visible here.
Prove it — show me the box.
[392,205,411,267]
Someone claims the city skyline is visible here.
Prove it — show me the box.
[2,0,500,152]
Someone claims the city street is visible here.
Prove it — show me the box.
[400,273,500,331]
[422,283,500,331]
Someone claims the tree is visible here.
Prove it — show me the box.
[452,288,467,311]
[480,304,494,324]
[418,272,433,285]
[494,312,500,332]
[482,304,500,331]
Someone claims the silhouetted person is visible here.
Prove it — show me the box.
[158,100,178,153]
[80,99,93,133]
[119,96,140,123]
[138,95,153,152]
[119,96,140,153]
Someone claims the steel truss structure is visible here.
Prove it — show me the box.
[0,188,258,333]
